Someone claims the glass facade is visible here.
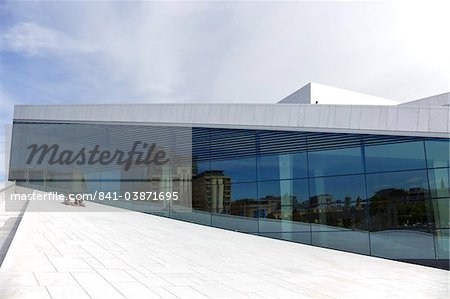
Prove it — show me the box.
[9,122,450,268]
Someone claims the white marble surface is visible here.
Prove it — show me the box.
[0,190,449,298]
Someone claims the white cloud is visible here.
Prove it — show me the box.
[2,1,448,104]
[0,22,97,56]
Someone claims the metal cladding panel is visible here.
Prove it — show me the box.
[13,103,450,138]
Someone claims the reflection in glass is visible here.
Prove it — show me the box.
[192,171,231,213]
[312,231,370,254]
[370,230,435,259]
[259,232,311,245]
[369,199,434,232]
[211,182,258,233]
[309,174,366,205]
[311,202,367,232]
[428,168,450,198]
[367,170,433,233]
[192,158,210,177]
[257,153,307,181]
[308,147,364,177]
[425,140,450,168]
[171,209,212,226]
[258,179,311,233]
[366,170,429,200]
[365,141,426,172]
[434,229,450,259]
[211,157,256,183]
[9,122,450,266]
[431,198,450,229]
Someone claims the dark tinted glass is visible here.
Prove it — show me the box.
[257,179,310,233]
[308,147,364,177]
[312,231,370,254]
[310,202,368,232]
[257,155,280,181]
[292,179,309,204]
[365,141,426,172]
[258,180,280,200]
[211,212,259,233]
[369,199,434,232]
[171,210,212,226]
[211,157,256,183]
[259,232,311,244]
[428,168,450,198]
[366,170,429,200]
[434,229,450,259]
[367,171,433,257]
[257,153,308,181]
[211,182,258,233]
[370,229,435,259]
[431,198,449,229]
[193,159,210,177]
[425,139,450,168]
[309,174,366,205]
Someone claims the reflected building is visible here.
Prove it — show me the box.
[7,83,450,269]
[192,170,231,213]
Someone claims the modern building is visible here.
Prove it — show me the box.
[7,83,450,269]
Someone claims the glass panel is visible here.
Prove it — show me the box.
[312,231,370,254]
[47,123,76,144]
[258,205,293,232]
[257,155,280,181]
[258,180,280,202]
[209,182,258,232]
[257,153,307,181]
[170,209,212,226]
[82,171,102,193]
[309,174,367,205]
[293,153,308,179]
[192,158,210,177]
[367,171,434,239]
[210,157,256,183]
[259,232,311,245]
[229,182,258,216]
[431,198,449,229]
[310,202,368,232]
[292,179,311,230]
[370,230,435,259]
[47,171,74,192]
[365,141,426,172]
[428,168,450,198]
[292,179,310,205]
[425,139,450,168]
[369,199,434,232]
[308,147,364,177]
[258,181,311,232]
[211,213,259,233]
[366,170,429,201]
[434,229,450,259]
[192,171,231,214]
[292,206,311,230]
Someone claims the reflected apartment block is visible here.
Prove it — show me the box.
[192,171,231,214]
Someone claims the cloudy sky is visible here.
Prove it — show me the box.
[0,0,449,182]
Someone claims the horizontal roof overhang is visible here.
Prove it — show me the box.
[13,103,450,138]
